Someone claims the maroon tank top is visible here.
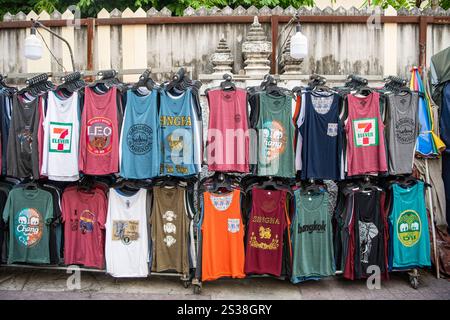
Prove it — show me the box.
[244,188,287,276]
[345,92,387,176]
[79,86,119,175]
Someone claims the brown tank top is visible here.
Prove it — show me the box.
[151,186,190,274]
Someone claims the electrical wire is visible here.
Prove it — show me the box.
[36,28,67,73]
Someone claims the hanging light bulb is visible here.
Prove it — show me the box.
[24,26,43,60]
[290,24,308,60]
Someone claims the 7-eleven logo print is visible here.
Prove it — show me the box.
[49,122,72,153]
[353,118,378,147]
[53,128,69,151]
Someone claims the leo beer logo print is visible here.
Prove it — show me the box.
[15,208,43,247]
[49,122,72,153]
[87,117,113,155]
[353,118,379,147]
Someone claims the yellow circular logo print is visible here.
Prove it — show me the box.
[397,210,421,247]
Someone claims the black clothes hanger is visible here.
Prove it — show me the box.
[0,74,17,95]
[57,71,86,95]
[200,172,239,194]
[131,69,156,93]
[219,73,236,91]
[89,69,122,93]
[18,73,55,98]
[164,67,202,95]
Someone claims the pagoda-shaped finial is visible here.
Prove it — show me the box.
[242,16,272,75]
[210,37,234,74]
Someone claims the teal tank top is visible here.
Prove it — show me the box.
[159,89,197,176]
[291,189,335,283]
[120,90,160,179]
[389,181,431,269]
[256,92,295,177]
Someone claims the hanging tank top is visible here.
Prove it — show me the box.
[345,92,387,176]
[119,90,160,179]
[79,87,120,175]
[159,89,196,176]
[244,188,287,276]
[105,188,149,277]
[201,189,245,281]
[353,189,385,279]
[151,186,190,274]
[41,91,80,181]
[389,181,431,269]
[300,91,342,180]
[385,92,419,175]
[257,92,295,177]
[291,189,334,282]
[206,88,250,173]
[7,95,40,178]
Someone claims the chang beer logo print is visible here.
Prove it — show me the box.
[261,121,286,161]
[15,208,43,247]
[127,124,153,155]
[353,118,379,147]
[49,122,72,153]
[87,117,113,155]
[397,210,421,247]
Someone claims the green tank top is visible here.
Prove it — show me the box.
[256,92,295,177]
[291,189,335,283]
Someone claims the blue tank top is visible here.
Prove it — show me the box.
[120,90,160,179]
[159,88,197,176]
[300,91,342,180]
[440,82,450,154]
[389,181,431,269]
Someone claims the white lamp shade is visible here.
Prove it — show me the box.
[290,30,308,60]
[24,34,43,60]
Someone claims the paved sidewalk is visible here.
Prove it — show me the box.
[0,268,448,300]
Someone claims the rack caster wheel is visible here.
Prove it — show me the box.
[193,284,202,295]
[183,280,191,289]
[409,276,419,289]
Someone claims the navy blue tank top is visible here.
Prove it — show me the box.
[300,91,342,180]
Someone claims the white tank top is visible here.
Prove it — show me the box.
[105,188,149,277]
[41,91,80,181]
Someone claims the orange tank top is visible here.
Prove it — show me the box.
[201,189,245,281]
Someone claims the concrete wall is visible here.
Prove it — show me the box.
[0,6,449,81]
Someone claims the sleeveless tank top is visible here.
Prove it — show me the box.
[257,92,295,177]
[79,87,119,175]
[389,181,431,269]
[345,92,387,176]
[206,88,250,173]
[41,91,80,181]
[385,92,419,175]
[353,189,385,278]
[105,188,149,277]
[244,188,287,276]
[159,89,197,176]
[300,91,341,180]
[151,186,190,274]
[120,90,160,179]
[291,189,335,282]
[201,189,245,281]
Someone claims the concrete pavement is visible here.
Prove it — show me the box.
[0,267,448,300]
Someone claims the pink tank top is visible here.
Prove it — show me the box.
[244,188,287,276]
[79,87,119,175]
[206,88,249,173]
[345,92,387,176]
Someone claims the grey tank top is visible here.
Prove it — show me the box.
[385,92,419,175]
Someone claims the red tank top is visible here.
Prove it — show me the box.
[206,88,249,173]
[345,92,387,176]
[244,188,287,276]
[79,87,119,175]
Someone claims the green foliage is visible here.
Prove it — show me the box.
[0,0,448,19]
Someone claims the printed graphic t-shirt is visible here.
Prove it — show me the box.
[79,87,120,175]
[61,187,107,269]
[2,188,53,264]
